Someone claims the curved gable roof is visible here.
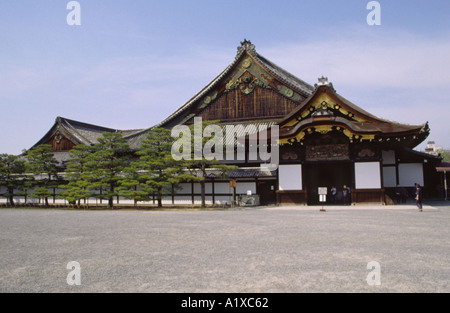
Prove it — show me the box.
[277,82,430,148]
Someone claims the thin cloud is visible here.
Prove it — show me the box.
[264,31,450,89]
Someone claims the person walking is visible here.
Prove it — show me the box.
[415,183,423,212]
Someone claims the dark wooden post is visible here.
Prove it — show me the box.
[212,178,215,205]
[191,181,195,205]
[172,184,175,205]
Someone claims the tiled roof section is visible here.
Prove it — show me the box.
[401,146,441,160]
[123,127,154,150]
[58,117,144,146]
[58,117,117,145]
[120,129,146,137]
[189,167,276,178]
[156,40,314,128]
[122,120,278,151]
[223,120,277,145]
[436,162,450,172]
[279,84,428,133]
[254,53,314,96]
[33,117,146,151]
[236,40,314,95]
[275,84,432,148]
[228,167,277,178]
[333,93,386,122]
[280,116,425,137]
[155,64,234,128]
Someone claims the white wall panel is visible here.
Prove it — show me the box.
[193,196,213,205]
[279,165,302,190]
[215,183,231,194]
[398,163,423,187]
[236,182,256,194]
[173,196,192,205]
[355,162,381,189]
[178,183,192,193]
[193,182,213,193]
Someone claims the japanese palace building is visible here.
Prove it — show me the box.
[29,40,442,206]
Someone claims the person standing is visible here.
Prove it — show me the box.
[342,185,351,205]
[415,183,423,212]
[330,185,337,204]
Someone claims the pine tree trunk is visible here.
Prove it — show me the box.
[201,180,206,208]
[109,184,114,208]
[157,187,162,208]
[8,187,15,206]
[9,195,15,206]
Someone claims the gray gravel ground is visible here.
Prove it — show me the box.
[1,202,449,293]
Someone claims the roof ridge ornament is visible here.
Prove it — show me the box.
[237,39,256,56]
[315,76,336,91]
[317,76,329,86]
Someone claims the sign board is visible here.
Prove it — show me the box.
[318,187,327,203]
[306,144,349,161]
[318,187,328,195]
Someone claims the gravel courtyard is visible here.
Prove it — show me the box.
[1,203,449,293]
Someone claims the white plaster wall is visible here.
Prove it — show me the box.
[236,182,256,194]
[398,163,423,187]
[355,162,381,189]
[278,164,302,190]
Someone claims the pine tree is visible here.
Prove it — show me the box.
[173,119,237,208]
[441,150,450,162]
[60,145,93,207]
[121,128,192,208]
[0,154,26,206]
[25,144,61,206]
[84,132,131,208]
[118,163,148,207]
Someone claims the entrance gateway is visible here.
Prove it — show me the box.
[303,162,352,205]
[274,76,433,205]
[302,134,353,205]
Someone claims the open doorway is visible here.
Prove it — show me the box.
[257,180,277,205]
[303,162,352,205]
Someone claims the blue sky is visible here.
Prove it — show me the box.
[1,0,449,154]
